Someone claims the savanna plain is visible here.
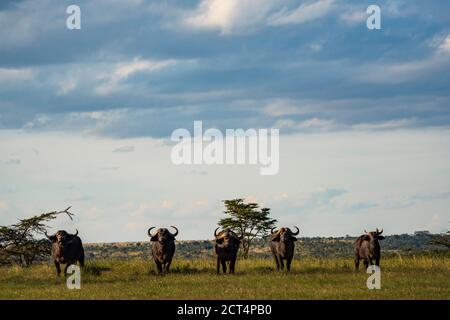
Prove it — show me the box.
[0,256,449,300]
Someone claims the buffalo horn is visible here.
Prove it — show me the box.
[170,226,179,237]
[148,227,156,238]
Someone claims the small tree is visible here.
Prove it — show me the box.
[218,199,277,258]
[0,207,74,266]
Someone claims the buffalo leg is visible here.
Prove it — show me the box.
[221,260,227,273]
[363,259,369,269]
[354,257,360,271]
[273,256,280,270]
[165,259,172,273]
[279,257,285,270]
[229,259,236,274]
[54,261,61,276]
[375,258,380,267]
[79,248,85,268]
[155,260,163,274]
[286,256,293,272]
[216,257,221,274]
[64,263,70,277]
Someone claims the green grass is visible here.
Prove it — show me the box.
[0,256,449,299]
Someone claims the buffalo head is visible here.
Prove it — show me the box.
[214,228,241,247]
[148,226,178,244]
[270,226,299,243]
[363,228,385,241]
[45,230,79,244]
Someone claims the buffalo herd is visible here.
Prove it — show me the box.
[44,226,385,276]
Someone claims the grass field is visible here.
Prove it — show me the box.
[0,256,449,299]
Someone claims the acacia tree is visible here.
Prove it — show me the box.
[0,207,74,266]
[218,199,277,258]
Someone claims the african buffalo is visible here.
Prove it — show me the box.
[270,226,299,272]
[214,228,241,274]
[45,230,85,276]
[148,226,178,274]
[354,228,385,270]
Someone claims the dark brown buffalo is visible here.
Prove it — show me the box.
[354,228,385,270]
[148,226,178,274]
[214,228,241,274]
[45,230,85,276]
[270,226,299,272]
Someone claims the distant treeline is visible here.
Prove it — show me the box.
[83,231,448,261]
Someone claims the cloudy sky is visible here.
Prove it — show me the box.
[1,0,449,242]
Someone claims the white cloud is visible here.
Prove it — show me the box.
[438,35,450,53]
[274,118,335,131]
[184,0,279,34]
[359,52,450,84]
[300,118,335,129]
[0,1,60,48]
[95,57,179,95]
[58,79,77,95]
[339,10,366,25]
[353,119,417,131]
[94,83,122,96]
[183,0,334,34]
[358,34,450,84]
[23,109,130,135]
[113,58,177,80]
[0,68,34,82]
[0,0,151,49]
[262,99,313,117]
[268,0,334,26]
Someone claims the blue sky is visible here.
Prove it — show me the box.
[1,0,449,241]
